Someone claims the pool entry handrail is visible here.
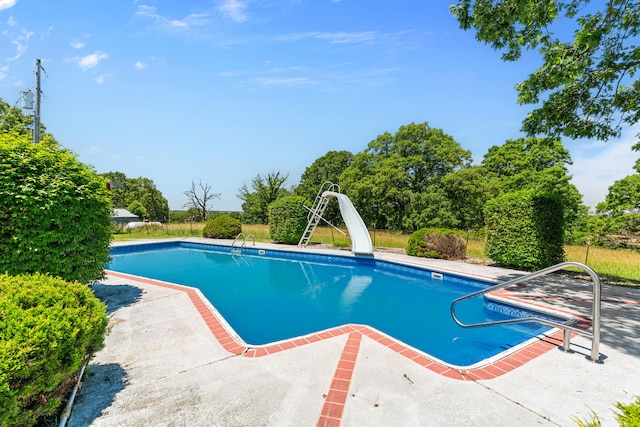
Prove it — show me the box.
[231,232,245,248]
[450,261,603,363]
[231,233,255,250]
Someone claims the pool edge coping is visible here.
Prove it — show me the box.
[105,268,571,382]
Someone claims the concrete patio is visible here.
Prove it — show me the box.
[68,239,640,426]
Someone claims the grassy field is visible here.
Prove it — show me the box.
[113,223,640,284]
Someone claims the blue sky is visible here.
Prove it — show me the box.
[1,0,637,212]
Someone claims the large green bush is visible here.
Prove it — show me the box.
[269,195,309,244]
[0,273,108,426]
[0,133,113,283]
[202,214,242,239]
[484,190,565,270]
[406,228,467,260]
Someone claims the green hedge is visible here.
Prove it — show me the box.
[0,134,113,283]
[202,215,242,239]
[269,196,309,244]
[406,228,467,260]
[0,273,108,426]
[484,190,565,270]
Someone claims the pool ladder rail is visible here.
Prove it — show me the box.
[231,233,255,254]
[450,261,603,363]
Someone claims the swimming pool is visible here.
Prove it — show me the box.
[108,241,556,367]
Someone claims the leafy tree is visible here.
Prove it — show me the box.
[596,174,640,216]
[451,1,640,149]
[0,132,112,283]
[238,171,290,224]
[0,98,39,137]
[127,200,148,220]
[480,137,584,231]
[339,122,472,230]
[440,166,497,230]
[183,180,221,221]
[295,150,354,226]
[405,186,459,230]
[101,172,170,222]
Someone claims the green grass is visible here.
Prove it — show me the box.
[112,223,639,284]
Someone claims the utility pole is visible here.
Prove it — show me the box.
[33,58,42,144]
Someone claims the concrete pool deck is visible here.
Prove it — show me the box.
[68,238,640,426]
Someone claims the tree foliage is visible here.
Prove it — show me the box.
[480,137,583,229]
[127,200,147,220]
[451,0,640,147]
[440,166,497,230]
[183,180,221,222]
[339,122,472,230]
[597,173,640,216]
[295,150,353,226]
[101,171,170,222]
[238,171,290,224]
[0,98,40,138]
[0,132,112,283]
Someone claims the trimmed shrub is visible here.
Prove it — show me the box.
[485,190,565,270]
[202,215,242,239]
[269,195,309,244]
[406,228,467,260]
[0,133,113,283]
[0,273,108,426]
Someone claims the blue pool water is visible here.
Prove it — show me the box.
[109,241,553,366]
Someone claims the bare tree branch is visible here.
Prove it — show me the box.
[183,180,221,221]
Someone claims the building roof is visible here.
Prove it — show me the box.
[112,209,139,219]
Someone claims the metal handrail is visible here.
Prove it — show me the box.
[231,232,245,248]
[242,233,255,247]
[450,262,602,362]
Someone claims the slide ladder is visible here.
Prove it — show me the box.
[298,182,340,247]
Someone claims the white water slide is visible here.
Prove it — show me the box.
[321,191,373,256]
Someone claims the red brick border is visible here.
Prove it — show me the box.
[106,270,589,426]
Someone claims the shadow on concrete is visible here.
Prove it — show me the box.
[91,283,143,314]
[68,363,128,427]
[490,271,640,358]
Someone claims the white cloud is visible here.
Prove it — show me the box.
[7,15,17,26]
[95,73,113,84]
[8,28,33,60]
[85,146,99,155]
[568,127,639,210]
[274,31,377,45]
[71,34,90,49]
[218,0,247,23]
[136,4,210,31]
[77,51,108,70]
[0,65,8,80]
[134,60,148,70]
[0,0,16,12]
[254,76,315,87]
